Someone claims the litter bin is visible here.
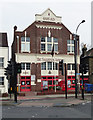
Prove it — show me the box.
[85,83,93,92]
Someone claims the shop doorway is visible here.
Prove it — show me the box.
[20,76,31,92]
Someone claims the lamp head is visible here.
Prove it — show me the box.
[81,20,85,23]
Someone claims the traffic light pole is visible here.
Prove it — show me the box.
[65,63,67,99]
[74,34,78,98]
[82,68,84,100]
[14,62,17,103]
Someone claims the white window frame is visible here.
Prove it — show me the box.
[0,57,4,69]
[0,77,4,85]
[67,40,74,54]
[41,37,58,53]
[21,63,30,70]
[21,37,30,52]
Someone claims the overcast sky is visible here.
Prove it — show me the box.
[0,0,92,58]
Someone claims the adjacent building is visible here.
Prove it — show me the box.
[0,33,9,94]
[12,8,80,92]
[80,45,93,84]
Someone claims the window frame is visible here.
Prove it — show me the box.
[21,36,30,52]
[0,58,4,68]
[0,77,4,85]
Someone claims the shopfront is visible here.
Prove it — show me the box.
[41,76,59,91]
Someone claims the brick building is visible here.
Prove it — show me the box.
[12,8,80,92]
[80,45,93,84]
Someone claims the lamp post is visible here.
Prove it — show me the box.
[74,20,85,98]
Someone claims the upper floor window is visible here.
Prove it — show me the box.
[67,40,74,53]
[41,62,58,70]
[0,77,4,85]
[41,37,58,52]
[0,58,4,68]
[41,62,46,70]
[21,63,30,70]
[67,63,75,70]
[21,37,30,52]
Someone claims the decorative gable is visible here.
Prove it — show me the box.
[35,8,62,23]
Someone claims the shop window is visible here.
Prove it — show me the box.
[72,76,75,79]
[48,77,52,79]
[21,77,25,79]
[48,80,52,85]
[68,76,71,79]
[41,77,46,79]
[26,76,30,79]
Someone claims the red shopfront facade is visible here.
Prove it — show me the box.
[41,76,59,91]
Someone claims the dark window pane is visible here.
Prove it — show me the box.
[53,38,58,43]
[26,77,30,79]
[21,63,25,70]
[41,44,45,51]
[26,63,30,70]
[21,81,25,85]
[72,64,75,70]
[47,37,51,42]
[68,76,71,79]
[41,37,45,42]
[48,77,52,79]
[26,37,30,42]
[26,81,30,85]
[67,40,70,44]
[48,80,52,85]
[41,62,46,70]
[21,77,25,79]
[21,37,25,42]
[41,77,46,79]
[67,64,71,70]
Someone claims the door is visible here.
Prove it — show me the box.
[20,76,31,92]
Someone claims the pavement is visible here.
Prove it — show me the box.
[0,93,92,107]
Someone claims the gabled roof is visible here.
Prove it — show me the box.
[86,48,93,57]
[0,33,8,47]
[35,8,61,18]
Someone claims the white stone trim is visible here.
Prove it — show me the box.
[35,24,62,30]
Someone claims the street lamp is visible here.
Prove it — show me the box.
[74,20,85,98]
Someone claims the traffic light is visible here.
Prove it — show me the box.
[79,64,82,73]
[16,63,21,73]
[4,60,13,80]
[59,60,64,75]
[84,63,89,74]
